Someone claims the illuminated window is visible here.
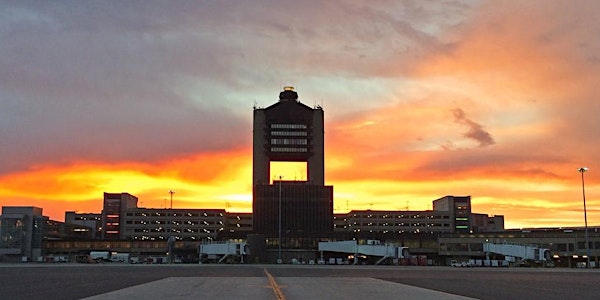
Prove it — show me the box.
[270,147,308,152]
[271,138,308,145]
[272,131,307,136]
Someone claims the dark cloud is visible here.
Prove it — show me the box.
[0,1,254,173]
[452,108,495,147]
[0,1,477,174]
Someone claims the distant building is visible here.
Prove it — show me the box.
[101,192,138,239]
[471,213,505,232]
[0,206,47,262]
[65,211,102,239]
[122,208,227,241]
[5,192,506,265]
[433,195,472,233]
[335,210,453,235]
[252,87,333,235]
[225,212,253,237]
[70,195,253,241]
[44,219,96,241]
[334,196,502,235]
[439,227,600,267]
[68,194,500,242]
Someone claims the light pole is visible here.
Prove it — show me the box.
[578,167,591,268]
[167,190,175,264]
[278,176,282,264]
[169,190,175,209]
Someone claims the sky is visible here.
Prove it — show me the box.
[1,0,600,229]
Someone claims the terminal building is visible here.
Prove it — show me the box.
[0,192,506,264]
[3,195,599,267]
[1,88,598,267]
[334,196,504,236]
[0,207,46,262]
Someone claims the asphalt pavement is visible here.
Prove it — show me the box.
[1,264,599,300]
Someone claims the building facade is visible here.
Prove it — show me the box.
[0,206,46,262]
[471,213,505,232]
[254,181,333,235]
[122,208,227,241]
[65,212,102,239]
[333,196,502,235]
[252,86,325,186]
[439,228,600,267]
[101,192,139,239]
[335,210,454,235]
[252,87,333,235]
[433,196,472,233]
[92,196,253,241]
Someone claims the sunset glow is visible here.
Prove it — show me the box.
[1,1,599,228]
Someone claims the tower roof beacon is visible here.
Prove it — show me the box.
[279,86,298,102]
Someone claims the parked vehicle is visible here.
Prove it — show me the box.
[89,251,110,262]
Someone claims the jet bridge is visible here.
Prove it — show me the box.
[199,242,247,264]
[483,243,551,265]
[318,240,409,265]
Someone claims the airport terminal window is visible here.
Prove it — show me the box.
[439,243,447,251]
[557,243,575,251]
[578,241,594,249]
[470,243,483,251]
[447,243,469,251]
[404,240,421,248]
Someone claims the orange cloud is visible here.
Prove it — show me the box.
[0,148,253,221]
[320,1,600,228]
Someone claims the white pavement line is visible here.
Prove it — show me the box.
[276,277,479,300]
[80,277,274,300]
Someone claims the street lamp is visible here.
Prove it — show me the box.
[278,176,282,264]
[169,190,175,209]
[578,167,591,268]
[167,190,175,264]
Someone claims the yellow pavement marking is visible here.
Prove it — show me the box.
[264,268,286,300]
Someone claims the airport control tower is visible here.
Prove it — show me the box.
[252,87,333,235]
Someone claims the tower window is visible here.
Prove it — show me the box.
[270,147,308,152]
[271,124,307,129]
[271,131,307,136]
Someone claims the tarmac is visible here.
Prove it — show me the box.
[82,271,476,300]
[2,264,600,300]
